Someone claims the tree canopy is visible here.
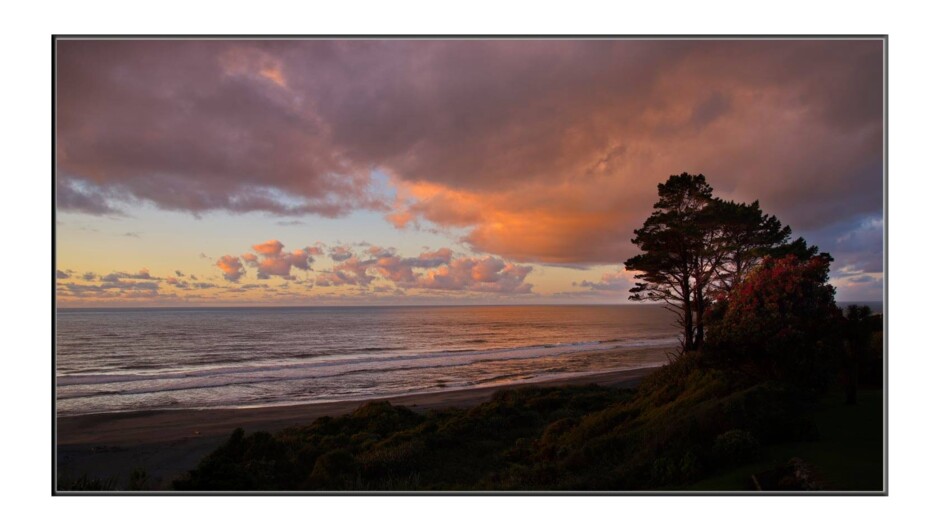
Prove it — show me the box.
[626,173,800,352]
[704,254,841,386]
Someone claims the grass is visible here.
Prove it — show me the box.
[687,387,883,491]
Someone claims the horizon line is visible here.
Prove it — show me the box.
[55,300,884,311]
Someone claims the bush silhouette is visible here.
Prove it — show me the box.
[705,255,842,387]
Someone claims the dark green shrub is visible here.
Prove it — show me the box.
[306,449,357,489]
[172,428,300,490]
[679,450,703,482]
[705,255,842,388]
[127,468,149,491]
[651,457,679,486]
[57,473,118,491]
[712,429,759,465]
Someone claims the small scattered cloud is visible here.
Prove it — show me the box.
[166,276,187,287]
[100,269,153,282]
[579,270,635,292]
[316,256,375,287]
[252,239,285,257]
[212,240,533,295]
[329,245,354,262]
[551,269,638,301]
[216,255,246,282]
[415,256,533,294]
[218,240,322,281]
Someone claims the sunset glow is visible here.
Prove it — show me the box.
[55,39,884,306]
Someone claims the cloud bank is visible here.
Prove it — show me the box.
[57,40,883,279]
[212,239,533,294]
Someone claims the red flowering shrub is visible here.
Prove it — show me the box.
[704,255,842,387]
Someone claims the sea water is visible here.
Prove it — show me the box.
[56,305,679,415]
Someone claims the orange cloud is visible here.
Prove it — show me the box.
[220,46,288,88]
[383,46,883,266]
[259,66,287,88]
[239,240,319,279]
[216,255,246,282]
[316,256,374,287]
[389,178,634,264]
[252,239,285,257]
[417,256,532,294]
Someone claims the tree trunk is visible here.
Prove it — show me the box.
[693,287,706,350]
[693,308,704,350]
[695,294,705,350]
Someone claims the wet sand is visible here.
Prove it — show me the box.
[56,365,659,490]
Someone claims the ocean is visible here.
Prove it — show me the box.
[55,305,679,416]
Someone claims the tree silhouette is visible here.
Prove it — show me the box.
[626,174,713,351]
[626,173,795,352]
[711,199,791,291]
[841,304,882,405]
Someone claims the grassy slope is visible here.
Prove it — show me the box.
[168,355,883,491]
[171,385,640,491]
[688,387,883,491]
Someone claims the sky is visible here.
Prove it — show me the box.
[54,39,884,307]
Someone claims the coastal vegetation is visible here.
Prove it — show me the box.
[171,174,884,492]
[172,338,881,491]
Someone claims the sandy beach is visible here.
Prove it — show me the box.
[56,364,660,489]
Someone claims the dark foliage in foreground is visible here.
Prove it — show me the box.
[56,467,151,492]
[704,254,842,389]
[840,305,884,404]
[57,474,119,491]
[173,361,828,491]
[174,385,632,490]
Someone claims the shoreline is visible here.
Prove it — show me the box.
[56,364,660,489]
[57,363,661,418]
[57,365,661,445]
